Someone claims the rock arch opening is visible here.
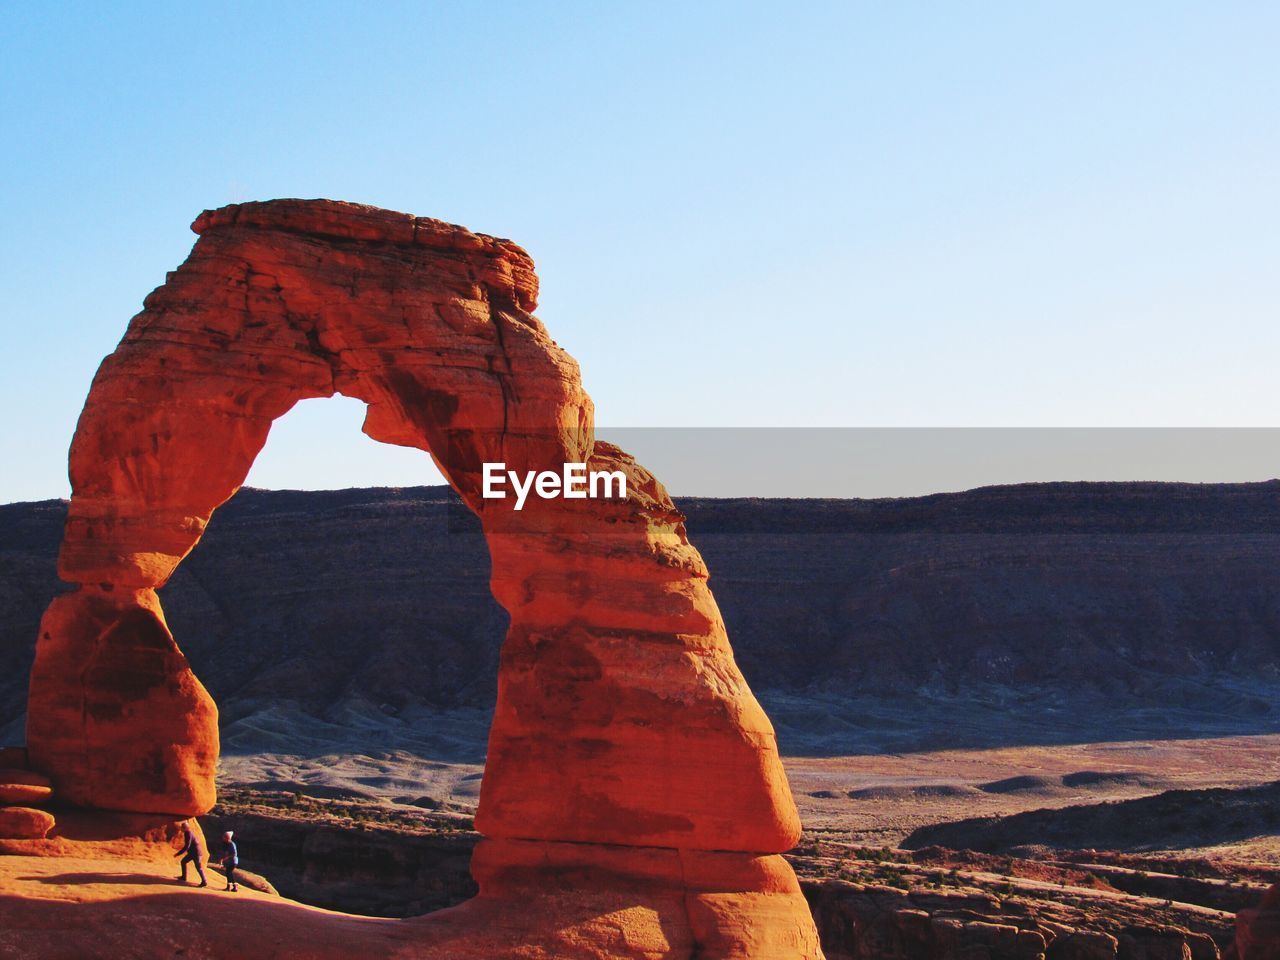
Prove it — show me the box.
[243,393,446,491]
[24,199,821,956]
[159,484,504,781]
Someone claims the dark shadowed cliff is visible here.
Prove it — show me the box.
[2,481,1278,758]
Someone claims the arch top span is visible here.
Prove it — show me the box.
[26,203,816,953]
[191,199,541,313]
[60,199,586,590]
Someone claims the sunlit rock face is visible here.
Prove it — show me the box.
[24,199,821,957]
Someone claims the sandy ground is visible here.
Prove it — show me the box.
[785,733,1280,848]
[221,748,486,810]
[221,733,1280,856]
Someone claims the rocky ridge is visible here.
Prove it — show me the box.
[5,480,1279,761]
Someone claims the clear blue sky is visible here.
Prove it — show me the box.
[2,2,1277,502]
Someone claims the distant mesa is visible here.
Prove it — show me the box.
[14,199,821,957]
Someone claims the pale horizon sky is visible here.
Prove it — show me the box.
[2,3,1278,503]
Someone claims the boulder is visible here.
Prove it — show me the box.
[0,769,53,806]
[0,806,55,840]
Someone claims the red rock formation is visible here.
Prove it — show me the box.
[0,808,197,861]
[1234,884,1280,960]
[28,589,217,814]
[0,769,52,805]
[0,748,57,840]
[0,807,55,839]
[23,199,819,957]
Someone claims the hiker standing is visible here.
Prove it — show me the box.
[220,830,240,892]
[175,822,208,887]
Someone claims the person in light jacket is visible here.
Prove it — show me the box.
[219,830,240,892]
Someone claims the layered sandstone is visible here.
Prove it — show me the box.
[22,199,819,957]
[0,746,57,840]
[0,806,55,840]
[0,769,52,806]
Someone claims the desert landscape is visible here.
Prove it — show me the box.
[3,7,1279,953]
[2,199,825,958]
[3,468,1279,956]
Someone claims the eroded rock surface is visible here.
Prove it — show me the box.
[0,806,55,840]
[21,199,819,957]
[1234,884,1280,960]
[803,879,1227,960]
[0,769,52,806]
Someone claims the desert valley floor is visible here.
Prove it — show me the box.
[3,483,1279,957]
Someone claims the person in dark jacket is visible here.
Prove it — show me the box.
[174,822,208,887]
[219,830,240,892]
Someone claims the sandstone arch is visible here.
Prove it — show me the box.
[25,200,821,956]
